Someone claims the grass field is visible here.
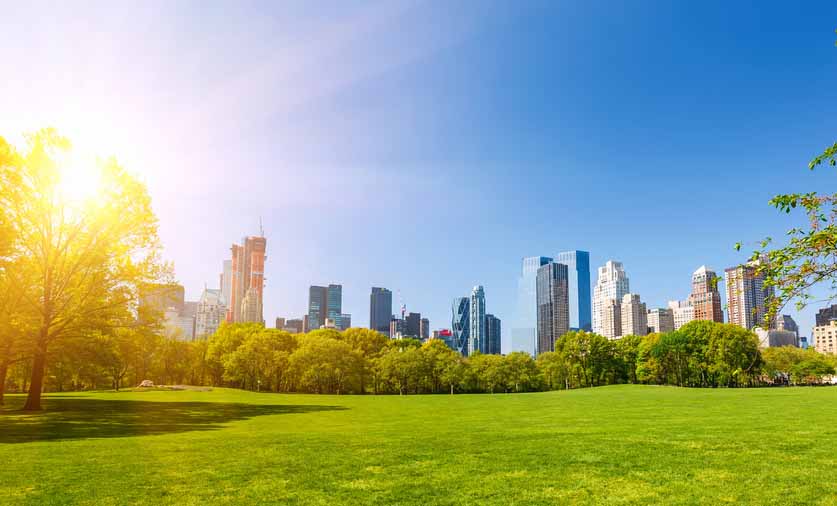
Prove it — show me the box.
[1,386,836,505]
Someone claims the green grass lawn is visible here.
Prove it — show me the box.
[1,385,836,505]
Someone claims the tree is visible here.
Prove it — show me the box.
[0,130,167,410]
[342,328,388,394]
[504,352,539,392]
[706,324,761,387]
[536,351,569,390]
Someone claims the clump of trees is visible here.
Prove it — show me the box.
[7,320,831,398]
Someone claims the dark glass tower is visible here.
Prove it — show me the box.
[536,262,570,355]
[370,287,393,335]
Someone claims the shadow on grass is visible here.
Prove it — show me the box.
[0,397,346,444]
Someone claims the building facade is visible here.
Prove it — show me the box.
[420,318,430,340]
[813,320,837,354]
[511,256,553,356]
[647,308,675,334]
[284,319,304,334]
[339,314,351,330]
[469,286,486,355]
[725,259,774,330]
[555,250,592,331]
[536,262,570,354]
[220,260,232,306]
[668,300,695,330]
[485,314,502,355]
[620,293,648,337]
[195,288,225,338]
[688,266,724,323]
[815,304,837,327]
[308,285,328,330]
[592,261,630,338]
[226,235,266,324]
[370,287,393,335]
[405,312,422,338]
[327,284,342,329]
[451,297,470,355]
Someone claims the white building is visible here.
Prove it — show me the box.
[755,328,798,349]
[667,300,695,330]
[814,320,837,355]
[165,308,195,341]
[647,308,675,334]
[593,261,630,337]
[621,293,648,337]
[600,299,622,339]
[195,288,226,338]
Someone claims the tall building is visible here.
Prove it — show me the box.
[620,293,648,337]
[389,317,408,339]
[302,314,310,333]
[776,315,799,344]
[725,259,774,330]
[485,314,502,355]
[308,286,328,330]
[327,284,342,328]
[195,288,225,338]
[815,305,837,327]
[688,266,724,323]
[140,283,185,317]
[668,300,695,330]
[370,287,393,335]
[600,299,622,339]
[511,256,552,356]
[592,261,630,337]
[536,262,570,354]
[451,297,470,356]
[275,317,286,329]
[220,260,232,306]
[555,250,592,331]
[755,328,798,349]
[813,320,837,354]
[339,314,351,331]
[405,312,422,337]
[284,318,304,334]
[227,235,266,324]
[420,318,430,340]
[647,308,675,334]
[469,286,487,355]
[164,308,195,341]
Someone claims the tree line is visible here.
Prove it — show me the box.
[5,320,835,400]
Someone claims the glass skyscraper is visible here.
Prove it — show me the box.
[555,250,592,331]
[536,262,570,355]
[511,256,552,355]
[369,287,393,335]
[469,286,486,356]
[327,284,342,328]
[451,297,470,356]
[308,286,328,330]
[485,314,501,355]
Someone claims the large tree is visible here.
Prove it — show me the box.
[0,129,166,410]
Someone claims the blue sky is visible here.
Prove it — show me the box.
[2,1,836,347]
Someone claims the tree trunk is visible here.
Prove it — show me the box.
[0,360,8,406]
[23,348,47,411]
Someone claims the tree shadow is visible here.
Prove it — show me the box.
[0,397,346,444]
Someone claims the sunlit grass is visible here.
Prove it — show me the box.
[1,385,836,505]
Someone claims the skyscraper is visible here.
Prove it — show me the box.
[668,300,694,330]
[688,266,724,323]
[725,259,774,330]
[536,262,570,354]
[227,235,266,324]
[451,297,470,356]
[469,286,486,355]
[220,260,232,306]
[195,288,225,338]
[647,307,675,334]
[815,304,837,327]
[592,261,630,337]
[405,312,421,337]
[511,256,552,355]
[485,314,501,355]
[555,250,592,331]
[308,285,328,330]
[370,287,393,335]
[420,317,430,340]
[327,284,342,329]
[339,314,352,330]
[620,293,648,337]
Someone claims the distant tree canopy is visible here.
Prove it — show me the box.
[4,320,832,400]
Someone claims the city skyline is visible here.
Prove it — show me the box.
[4,2,834,340]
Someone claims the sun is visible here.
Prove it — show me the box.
[57,149,103,203]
